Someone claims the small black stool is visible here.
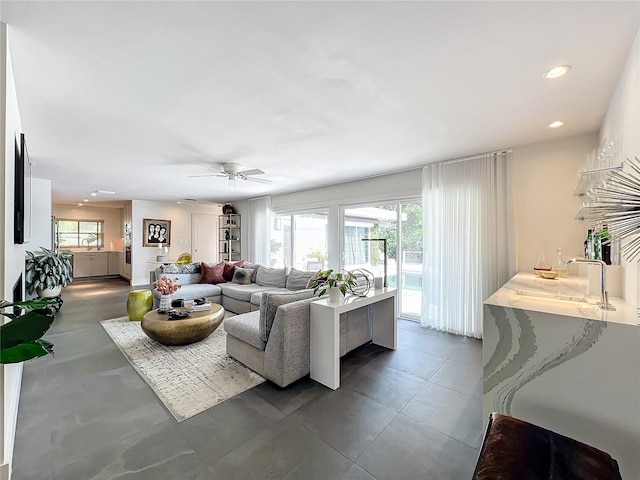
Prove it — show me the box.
[473,412,622,480]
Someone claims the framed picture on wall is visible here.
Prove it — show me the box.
[143,218,171,247]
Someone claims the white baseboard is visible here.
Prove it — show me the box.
[2,362,23,480]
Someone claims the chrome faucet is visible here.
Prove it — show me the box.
[566,258,615,310]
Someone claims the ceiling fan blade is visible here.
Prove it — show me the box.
[198,163,224,173]
[188,174,219,178]
[245,176,273,184]
[238,169,265,176]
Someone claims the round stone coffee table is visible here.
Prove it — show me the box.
[141,304,225,346]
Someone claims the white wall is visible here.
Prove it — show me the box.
[1,22,25,480]
[130,200,221,286]
[52,203,123,251]
[25,178,51,253]
[511,134,598,273]
[600,29,640,307]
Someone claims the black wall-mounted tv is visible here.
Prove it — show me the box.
[14,133,32,244]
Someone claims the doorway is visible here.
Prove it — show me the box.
[192,213,218,262]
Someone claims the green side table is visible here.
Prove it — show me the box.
[126,289,153,321]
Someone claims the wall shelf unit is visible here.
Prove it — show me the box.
[574,166,622,196]
[219,214,241,262]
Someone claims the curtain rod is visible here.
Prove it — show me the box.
[432,149,513,167]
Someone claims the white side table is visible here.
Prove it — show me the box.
[310,288,397,389]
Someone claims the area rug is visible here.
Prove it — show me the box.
[100,316,265,422]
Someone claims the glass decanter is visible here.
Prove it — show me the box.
[553,248,569,277]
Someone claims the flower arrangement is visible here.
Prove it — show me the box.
[155,276,181,295]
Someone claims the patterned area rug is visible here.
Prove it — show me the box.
[101,316,265,422]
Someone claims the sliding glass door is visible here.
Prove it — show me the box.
[342,200,422,319]
[399,200,423,318]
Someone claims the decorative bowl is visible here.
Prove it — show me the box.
[535,269,559,280]
[166,307,192,320]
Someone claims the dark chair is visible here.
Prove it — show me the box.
[473,412,622,480]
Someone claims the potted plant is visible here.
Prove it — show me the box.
[0,298,59,363]
[309,269,357,303]
[25,247,74,300]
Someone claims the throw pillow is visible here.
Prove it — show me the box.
[242,261,260,282]
[232,267,255,285]
[223,260,245,281]
[163,262,201,274]
[199,261,226,284]
[259,290,315,341]
[286,268,317,290]
[255,266,286,288]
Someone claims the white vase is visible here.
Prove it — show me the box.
[158,294,172,312]
[37,284,62,299]
[329,286,342,303]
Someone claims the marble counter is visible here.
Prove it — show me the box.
[483,272,640,479]
[485,272,638,326]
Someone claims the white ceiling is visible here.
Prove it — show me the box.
[2,1,639,206]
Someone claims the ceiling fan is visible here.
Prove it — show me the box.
[189,162,273,185]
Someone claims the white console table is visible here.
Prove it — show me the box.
[310,288,397,389]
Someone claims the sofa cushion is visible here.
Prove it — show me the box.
[158,272,200,287]
[250,288,292,306]
[259,290,315,341]
[255,266,286,288]
[223,260,245,281]
[286,268,318,290]
[219,283,274,302]
[232,267,255,285]
[152,282,222,301]
[224,311,265,350]
[199,261,226,284]
[163,262,201,274]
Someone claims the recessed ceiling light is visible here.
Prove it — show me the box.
[177,201,182,204]
[548,121,564,128]
[543,65,571,79]
[90,192,97,196]
[78,203,83,206]
[83,198,89,202]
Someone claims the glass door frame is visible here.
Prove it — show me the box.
[339,196,422,320]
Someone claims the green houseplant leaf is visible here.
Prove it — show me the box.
[309,269,358,298]
[0,299,57,364]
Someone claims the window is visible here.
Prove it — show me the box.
[269,211,328,270]
[58,219,104,248]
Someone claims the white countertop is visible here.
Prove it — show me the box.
[64,250,122,254]
[485,272,638,326]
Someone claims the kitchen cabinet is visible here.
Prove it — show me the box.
[108,252,122,275]
[73,252,109,278]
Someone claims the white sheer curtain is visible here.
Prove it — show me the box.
[421,152,514,338]
[248,196,271,265]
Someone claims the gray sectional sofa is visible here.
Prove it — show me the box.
[151,262,315,313]
[225,291,372,387]
[152,261,374,387]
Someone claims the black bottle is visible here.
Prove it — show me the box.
[225,229,230,240]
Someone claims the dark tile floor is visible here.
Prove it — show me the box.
[12,278,483,479]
